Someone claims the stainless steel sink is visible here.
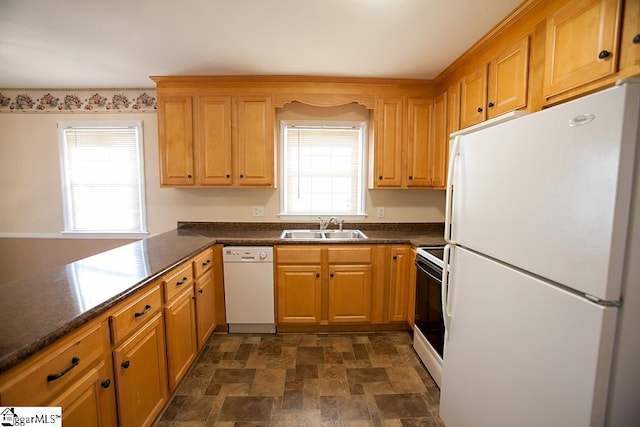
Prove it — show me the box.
[280,229,367,240]
[322,230,368,239]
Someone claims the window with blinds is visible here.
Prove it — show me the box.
[59,123,147,234]
[281,124,365,216]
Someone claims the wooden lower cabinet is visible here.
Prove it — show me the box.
[407,248,418,329]
[114,312,168,427]
[276,265,322,323]
[49,358,117,427]
[164,285,198,391]
[328,265,372,323]
[387,246,410,322]
[195,268,217,349]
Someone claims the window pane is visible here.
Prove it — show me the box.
[283,125,363,215]
[61,125,146,233]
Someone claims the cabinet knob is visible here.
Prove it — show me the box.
[378,175,383,180]
[408,176,413,180]
[488,102,495,108]
[330,273,334,278]
[239,174,245,179]
[477,107,483,113]
[393,255,398,260]
[633,34,640,44]
[598,50,611,59]
[198,289,203,294]
[316,273,320,278]
[187,174,192,179]
[101,379,111,389]
[226,174,230,179]
[121,360,130,369]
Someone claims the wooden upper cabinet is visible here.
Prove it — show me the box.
[619,0,640,72]
[430,92,448,189]
[460,35,529,128]
[543,0,622,98]
[460,64,488,129]
[196,96,232,186]
[374,97,404,187]
[235,96,274,186]
[158,96,194,186]
[488,36,529,118]
[447,82,461,135]
[406,98,433,187]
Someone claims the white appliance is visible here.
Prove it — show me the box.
[440,80,640,427]
[223,246,276,333]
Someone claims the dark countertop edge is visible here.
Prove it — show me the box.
[0,223,444,374]
[0,241,216,374]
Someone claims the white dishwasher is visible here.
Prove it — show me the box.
[222,246,275,333]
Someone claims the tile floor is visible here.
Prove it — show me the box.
[154,332,444,427]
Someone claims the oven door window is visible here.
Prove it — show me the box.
[415,257,445,358]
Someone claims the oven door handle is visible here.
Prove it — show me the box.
[442,244,453,338]
[415,260,442,282]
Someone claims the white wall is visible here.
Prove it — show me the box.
[0,110,445,236]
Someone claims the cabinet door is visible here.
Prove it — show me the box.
[197,96,232,186]
[114,312,168,427]
[431,92,448,189]
[447,82,461,135]
[158,96,194,186]
[543,0,622,97]
[388,247,410,322]
[460,65,488,129]
[619,0,640,71]
[374,97,404,187]
[406,98,433,188]
[49,358,117,427]
[235,96,274,187]
[276,265,322,324]
[195,269,216,349]
[164,286,198,391]
[328,265,372,323]
[487,36,529,118]
[407,248,418,328]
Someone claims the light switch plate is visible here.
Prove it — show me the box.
[252,206,265,217]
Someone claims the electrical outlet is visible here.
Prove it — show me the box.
[377,207,385,218]
[252,206,264,217]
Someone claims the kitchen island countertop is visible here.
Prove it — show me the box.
[0,222,444,373]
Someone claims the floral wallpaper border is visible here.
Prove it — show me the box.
[0,89,157,113]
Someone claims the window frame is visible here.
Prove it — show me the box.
[58,121,148,237]
[278,120,367,221]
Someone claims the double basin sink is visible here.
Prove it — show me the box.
[280,229,368,240]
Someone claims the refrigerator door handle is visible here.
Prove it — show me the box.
[442,244,453,337]
[445,135,461,244]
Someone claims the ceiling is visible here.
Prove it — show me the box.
[0,0,524,89]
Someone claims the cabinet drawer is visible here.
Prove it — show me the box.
[111,284,162,345]
[193,248,214,278]
[0,320,108,406]
[327,247,372,264]
[163,262,194,302]
[276,246,322,264]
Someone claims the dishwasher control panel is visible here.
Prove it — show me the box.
[223,246,273,263]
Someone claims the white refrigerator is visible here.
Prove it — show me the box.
[440,80,640,427]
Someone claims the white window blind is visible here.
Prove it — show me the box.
[282,125,364,215]
[59,124,146,233]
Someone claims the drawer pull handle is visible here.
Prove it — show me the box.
[47,356,80,381]
[134,304,152,318]
[202,260,211,266]
[101,379,111,389]
[121,360,130,369]
[176,277,188,286]
[598,50,611,59]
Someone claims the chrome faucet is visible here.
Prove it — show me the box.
[319,216,344,231]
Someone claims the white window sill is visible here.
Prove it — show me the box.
[60,231,149,239]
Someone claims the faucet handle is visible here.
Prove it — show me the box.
[318,216,327,230]
[339,219,344,231]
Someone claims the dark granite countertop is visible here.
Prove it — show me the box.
[0,222,444,374]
